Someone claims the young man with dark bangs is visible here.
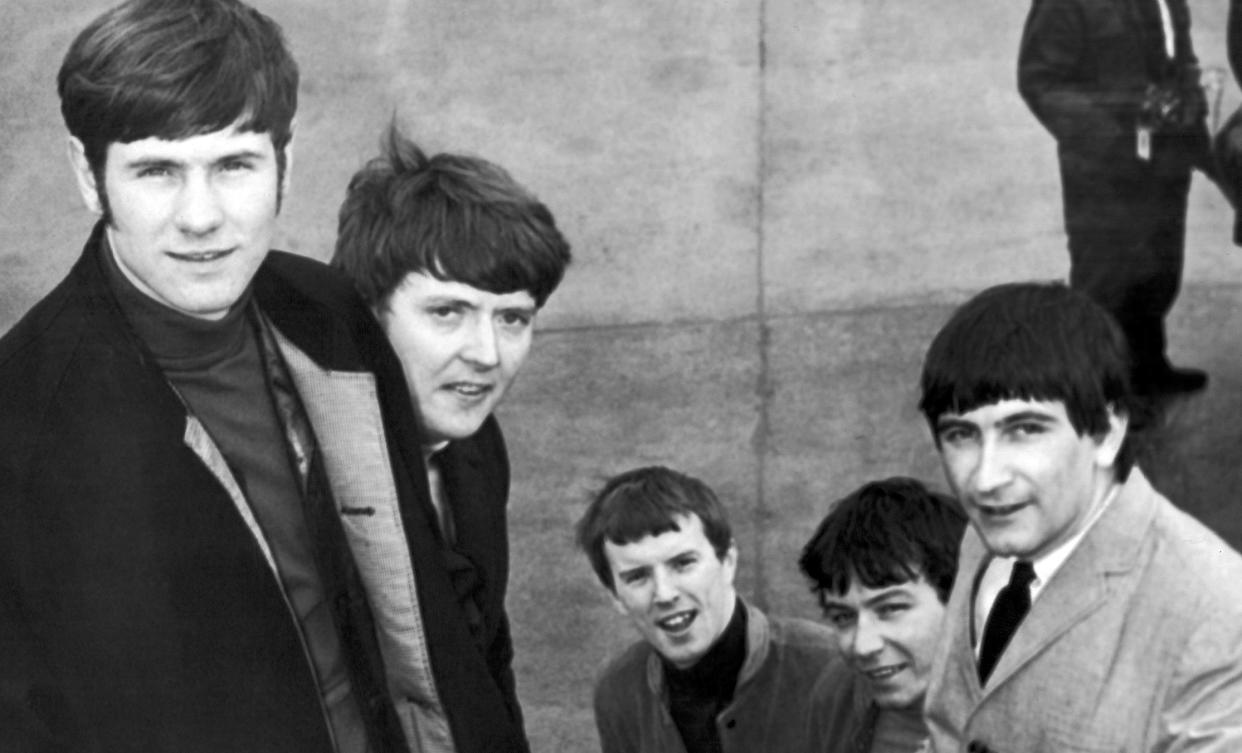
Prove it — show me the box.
[331,124,572,753]
[798,477,967,753]
[575,465,840,753]
[0,0,461,750]
[917,281,1242,753]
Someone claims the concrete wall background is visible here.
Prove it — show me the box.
[3,1,1240,750]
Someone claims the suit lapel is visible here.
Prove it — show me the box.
[950,531,989,703]
[980,471,1157,695]
[980,542,1109,693]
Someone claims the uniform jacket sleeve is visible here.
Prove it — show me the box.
[1017,0,1138,158]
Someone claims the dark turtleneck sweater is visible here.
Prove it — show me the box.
[663,597,748,753]
[100,241,369,752]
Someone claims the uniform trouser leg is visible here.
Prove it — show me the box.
[1062,165,1191,382]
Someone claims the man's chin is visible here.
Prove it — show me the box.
[872,690,922,711]
[658,641,707,671]
[422,415,490,444]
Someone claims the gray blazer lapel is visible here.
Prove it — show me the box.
[980,471,1157,694]
[981,540,1109,693]
[950,531,990,703]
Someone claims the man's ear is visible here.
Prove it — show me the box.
[279,121,295,199]
[1093,405,1129,470]
[67,137,102,215]
[721,541,739,588]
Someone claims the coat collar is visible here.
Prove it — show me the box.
[68,221,158,360]
[645,598,772,698]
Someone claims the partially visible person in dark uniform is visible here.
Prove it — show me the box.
[1216,0,1242,243]
[1230,0,1242,86]
[1018,0,1212,398]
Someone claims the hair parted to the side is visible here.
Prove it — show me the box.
[798,477,967,606]
[576,466,734,592]
[918,281,1137,479]
[331,122,572,309]
[58,0,299,190]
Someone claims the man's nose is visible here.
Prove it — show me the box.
[175,173,225,236]
[849,614,884,659]
[651,569,678,605]
[461,317,500,369]
[971,437,1012,495]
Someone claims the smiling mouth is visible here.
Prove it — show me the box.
[655,610,696,634]
[444,382,493,398]
[977,501,1028,517]
[168,249,233,262]
[863,663,906,681]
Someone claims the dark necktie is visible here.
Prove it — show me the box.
[978,560,1036,684]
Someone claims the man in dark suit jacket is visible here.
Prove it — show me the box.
[331,124,572,753]
[0,0,459,749]
[917,282,1242,752]
[1018,0,1211,397]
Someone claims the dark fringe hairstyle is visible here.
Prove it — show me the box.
[58,0,298,198]
[798,477,967,604]
[918,281,1136,479]
[332,122,571,308]
[576,466,733,592]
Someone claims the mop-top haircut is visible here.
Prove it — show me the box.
[918,281,1136,479]
[332,123,571,310]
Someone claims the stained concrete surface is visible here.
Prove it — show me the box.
[3,1,1242,750]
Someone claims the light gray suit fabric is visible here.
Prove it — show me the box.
[925,468,1242,753]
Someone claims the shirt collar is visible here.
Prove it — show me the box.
[988,480,1122,599]
[1028,480,1121,592]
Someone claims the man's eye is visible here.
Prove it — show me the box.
[1011,422,1045,437]
[825,611,855,628]
[137,166,171,179]
[670,556,697,572]
[428,306,460,319]
[220,159,253,173]
[939,427,972,445]
[877,603,909,618]
[499,311,532,328]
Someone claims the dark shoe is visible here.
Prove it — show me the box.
[1137,366,1208,397]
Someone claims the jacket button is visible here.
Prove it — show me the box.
[968,742,987,753]
[725,719,736,729]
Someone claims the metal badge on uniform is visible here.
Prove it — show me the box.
[1137,125,1152,161]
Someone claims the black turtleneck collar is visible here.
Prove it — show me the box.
[662,597,747,753]
[663,596,747,699]
[100,231,254,370]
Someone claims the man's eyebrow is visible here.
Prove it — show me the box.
[934,415,974,432]
[212,149,268,165]
[121,156,181,171]
[862,586,915,608]
[999,410,1057,425]
[422,295,477,309]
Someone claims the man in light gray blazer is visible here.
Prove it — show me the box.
[916,281,1242,753]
